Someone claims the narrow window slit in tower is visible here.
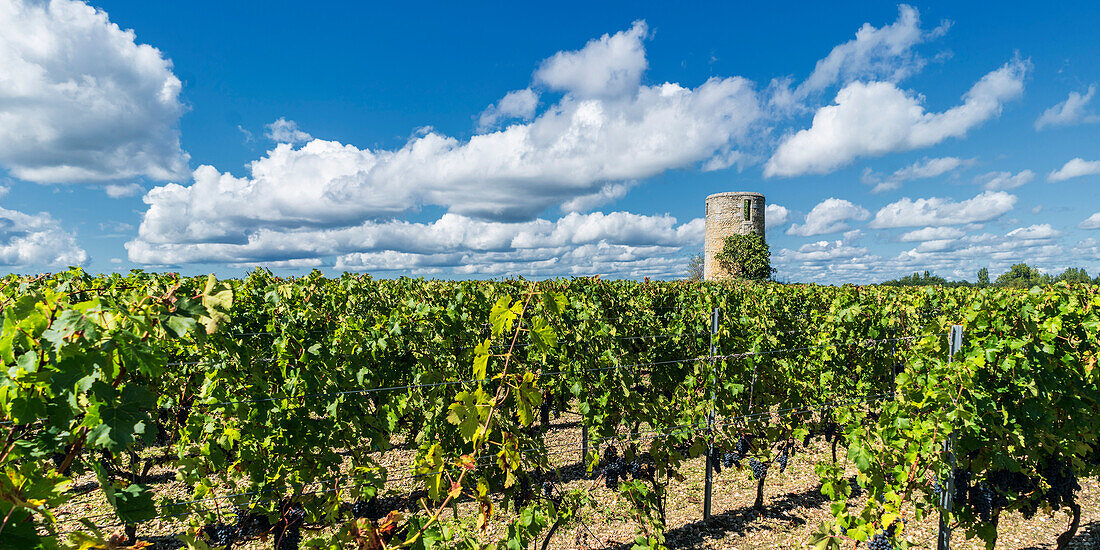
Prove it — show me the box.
[743,199,751,221]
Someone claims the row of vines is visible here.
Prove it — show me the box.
[1,269,1098,550]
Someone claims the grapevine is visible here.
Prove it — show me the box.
[0,270,1093,550]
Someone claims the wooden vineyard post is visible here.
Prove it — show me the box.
[937,325,964,550]
[703,307,720,523]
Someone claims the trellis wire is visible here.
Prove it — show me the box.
[47,386,894,533]
[33,308,921,541]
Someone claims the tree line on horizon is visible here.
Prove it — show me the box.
[686,237,1098,288]
[878,264,1099,288]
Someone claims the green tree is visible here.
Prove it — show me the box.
[714,233,774,281]
[686,253,704,281]
[880,271,948,287]
[1054,267,1092,284]
[879,270,979,287]
[976,267,990,286]
[994,263,1050,288]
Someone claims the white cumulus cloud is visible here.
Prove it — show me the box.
[869,190,1017,228]
[129,21,763,273]
[560,181,635,213]
[769,5,949,112]
[787,198,870,236]
[765,58,1028,177]
[1005,224,1060,240]
[133,76,760,241]
[228,258,323,269]
[534,20,649,99]
[1074,238,1100,262]
[1080,213,1100,230]
[893,231,1064,277]
[776,224,1070,285]
[265,118,313,144]
[1035,85,1099,130]
[765,204,790,229]
[975,169,1034,191]
[0,0,188,183]
[898,226,966,241]
[862,156,972,193]
[104,183,144,198]
[127,211,703,278]
[0,205,87,267]
[1049,157,1100,182]
[478,88,540,130]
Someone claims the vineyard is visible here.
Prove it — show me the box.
[2,269,1099,550]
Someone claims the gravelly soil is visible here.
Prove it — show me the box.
[49,413,1100,550]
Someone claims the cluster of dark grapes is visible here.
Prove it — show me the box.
[965,475,998,521]
[986,469,1030,500]
[945,468,1005,522]
[720,451,738,470]
[973,481,1001,523]
[542,480,555,498]
[202,522,237,549]
[776,439,795,473]
[275,502,305,550]
[600,447,625,490]
[710,449,725,474]
[748,458,768,481]
[276,526,301,550]
[953,468,971,508]
[599,446,655,488]
[866,518,904,550]
[866,530,893,550]
[938,459,1079,525]
[201,507,270,549]
[804,422,840,446]
[1038,459,1080,512]
[717,436,749,472]
[348,497,384,520]
[628,459,655,482]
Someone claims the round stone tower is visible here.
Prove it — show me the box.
[704,191,765,280]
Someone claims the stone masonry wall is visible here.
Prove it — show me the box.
[704,192,765,280]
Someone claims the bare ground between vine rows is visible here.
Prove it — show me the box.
[48,412,1100,550]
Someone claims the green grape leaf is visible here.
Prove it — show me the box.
[529,317,557,353]
[446,391,481,442]
[472,339,490,380]
[110,483,157,524]
[515,372,542,427]
[848,443,872,471]
[163,314,198,338]
[85,384,155,452]
[0,505,43,550]
[489,295,516,339]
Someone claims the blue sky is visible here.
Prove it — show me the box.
[1,0,1098,283]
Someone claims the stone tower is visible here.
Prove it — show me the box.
[704,192,765,280]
